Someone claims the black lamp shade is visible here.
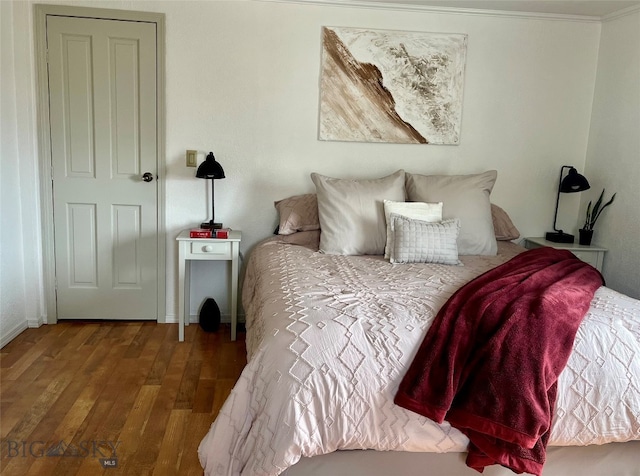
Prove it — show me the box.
[559,168,590,193]
[196,152,225,229]
[196,152,225,179]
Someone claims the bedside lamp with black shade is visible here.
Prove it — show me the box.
[545,165,590,243]
[196,151,226,229]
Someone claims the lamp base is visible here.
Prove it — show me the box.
[545,231,575,243]
[200,221,223,230]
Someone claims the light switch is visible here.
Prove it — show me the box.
[186,150,197,167]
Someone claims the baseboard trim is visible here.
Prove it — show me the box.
[27,315,45,328]
[0,320,29,349]
[163,313,245,324]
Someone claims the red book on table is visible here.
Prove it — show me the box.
[189,228,231,239]
[190,229,212,238]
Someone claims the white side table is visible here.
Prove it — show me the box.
[524,237,607,272]
[176,230,241,341]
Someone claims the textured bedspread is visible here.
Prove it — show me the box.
[198,239,640,476]
[395,247,604,475]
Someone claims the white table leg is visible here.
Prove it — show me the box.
[184,260,191,328]
[178,243,185,342]
[230,241,239,341]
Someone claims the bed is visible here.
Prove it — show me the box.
[198,170,640,476]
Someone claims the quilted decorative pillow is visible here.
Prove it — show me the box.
[390,215,462,265]
[491,203,520,241]
[406,170,498,256]
[383,200,443,260]
[311,170,406,255]
[274,193,319,235]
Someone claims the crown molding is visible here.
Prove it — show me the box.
[602,3,640,21]
[253,0,603,22]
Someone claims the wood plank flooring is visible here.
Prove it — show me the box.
[0,321,246,475]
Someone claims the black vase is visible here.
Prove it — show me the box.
[579,229,593,246]
[199,298,221,332]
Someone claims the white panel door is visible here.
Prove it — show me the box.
[47,16,158,320]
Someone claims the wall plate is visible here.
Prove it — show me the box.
[186,150,198,167]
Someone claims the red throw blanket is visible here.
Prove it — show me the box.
[394,247,604,476]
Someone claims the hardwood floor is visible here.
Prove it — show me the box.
[0,321,246,475]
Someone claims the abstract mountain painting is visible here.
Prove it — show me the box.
[319,27,467,145]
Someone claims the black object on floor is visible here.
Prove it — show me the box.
[199,298,221,332]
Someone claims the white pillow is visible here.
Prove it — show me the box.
[406,170,498,256]
[390,215,462,265]
[311,170,406,255]
[383,200,443,260]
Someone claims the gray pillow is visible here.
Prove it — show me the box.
[383,200,443,260]
[390,215,462,265]
[406,170,498,255]
[311,170,406,255]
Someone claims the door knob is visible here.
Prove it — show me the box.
[142,172,154,182]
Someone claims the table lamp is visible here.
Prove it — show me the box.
[545,165,590,243]
[196,152,226,229]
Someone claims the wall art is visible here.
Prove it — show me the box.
[319,27,467,145]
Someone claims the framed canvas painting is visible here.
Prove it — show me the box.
[319,27,468,145]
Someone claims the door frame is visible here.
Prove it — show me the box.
[34,4,166,324]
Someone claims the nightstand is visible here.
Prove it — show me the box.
[176,230,241,342]
[524,237,607,272]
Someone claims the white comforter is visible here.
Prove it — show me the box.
[198,239,640,476]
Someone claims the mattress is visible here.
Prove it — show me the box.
[198,238,640,475]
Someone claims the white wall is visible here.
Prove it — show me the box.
[6,0,634,343]
[582,10,640,299]
[155,0,602,319]
[1,1,44,347]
